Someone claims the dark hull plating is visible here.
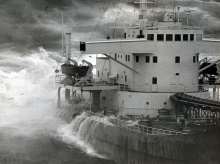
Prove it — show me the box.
[73,114,220,164]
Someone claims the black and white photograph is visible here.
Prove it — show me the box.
[1,0,220,163]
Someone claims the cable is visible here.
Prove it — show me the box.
[162,0,166,13]
[77,51,83,62]
[114,0,124,38]
[89,1,110,41]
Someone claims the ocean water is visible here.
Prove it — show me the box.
[0,48,115,164]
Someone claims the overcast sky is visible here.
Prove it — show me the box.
[0,0,220,53]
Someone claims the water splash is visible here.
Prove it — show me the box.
[0,47,114,161]
[56,113,114,159]
[0,48,67,138]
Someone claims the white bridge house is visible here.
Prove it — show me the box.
[56,0,220,118]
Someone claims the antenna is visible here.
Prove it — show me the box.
[184,10,195,26]
[134,0,154,19]
[134,0,154,29]
[177,6,180,23]
[173,0,176,22]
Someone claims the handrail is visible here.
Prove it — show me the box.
[82,110,185,135]
[56,74,219,101]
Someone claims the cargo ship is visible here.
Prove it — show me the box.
[55,0,220,163]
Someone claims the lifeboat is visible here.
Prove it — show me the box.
[61,64,89,77]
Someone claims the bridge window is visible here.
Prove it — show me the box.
[152,77,157,84]
[147,34,154,41]
[128,55,130,62]
[175,56,180,63]
[193,56,196,63]
[196,34,202,41]
[98,71,99,77]
[175,34,181,41]
[197,56,199,62]
[136,55,139,62]
[153,56,158,63]
[115,53,117,59]
[157,34,164,41]
[190,34,194,41]
[125,55,127,61]
[166,34,173,41]
[183,34,188,41]
[117,74,119,79]
[146,56,150,63]
[125,75,127,82]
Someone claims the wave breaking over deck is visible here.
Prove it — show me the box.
[56,112,113,159]
[57,111,220,164]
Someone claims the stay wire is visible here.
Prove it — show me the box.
[114,0,124,37]
[162,0,166,13]
[89,1,110,41]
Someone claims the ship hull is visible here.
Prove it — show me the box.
[73,114,220,164]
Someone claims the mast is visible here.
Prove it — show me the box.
[203,0,205,29]
[134,0,153,30]
[62,12,64,56]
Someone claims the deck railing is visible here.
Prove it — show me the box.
[82,110,185,135]
[56,74,219,101]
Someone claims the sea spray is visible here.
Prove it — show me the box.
[56,112,116,159]
[57,116,105,158]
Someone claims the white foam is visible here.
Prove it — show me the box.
[56,115,107,159]
[0,48,67,137]
[0,48,108,159]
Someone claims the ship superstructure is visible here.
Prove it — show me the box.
[56,0,220,122]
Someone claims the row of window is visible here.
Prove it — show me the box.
[151,34,198,41]
[115,53,131,62]
[136,56,158,63]
[114,53,199,64]
[193,56,199,63]
[136,56,199,63]
[127,33,202,41]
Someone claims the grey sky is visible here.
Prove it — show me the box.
[0,0,220,53]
